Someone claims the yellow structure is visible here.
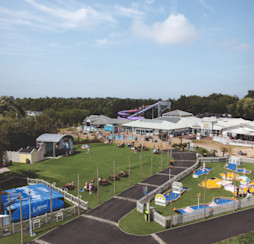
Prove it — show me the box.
[220,172,239,181]
[19,147,37,164]
[198,178,222,189]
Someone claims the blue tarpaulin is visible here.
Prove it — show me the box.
[1,184,64,222]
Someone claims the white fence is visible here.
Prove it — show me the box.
[27,178,88,210]
[199,157,229,163]
[213,136,254,147]
[0,205,82,237]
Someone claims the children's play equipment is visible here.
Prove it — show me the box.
[155,182,189,206]
[224,163,252,174]
[198,177,223,189]
[176,197,236,214]
[117,100,171,120]
[193,163,213,178]
[1,184,64,222]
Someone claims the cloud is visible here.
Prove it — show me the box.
[2,0,116,31]
[234,43,251,51]
[199,0,212,10]
[132,13,198,45]
[95,38,115,46]
[115,5,144,18]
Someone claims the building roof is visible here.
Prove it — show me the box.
[122,119,185,131]
[162,110,193,117]
[19,146,36,153]
[84,115,127,126]
[36,134,73,143]
[156,117,181,123]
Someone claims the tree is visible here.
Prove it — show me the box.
[220,147,229,156]
[0,96,25,118]
[236,97,254,120]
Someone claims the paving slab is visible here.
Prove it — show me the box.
[87,198,136,223]
[118,184,156,200]
[31,216,158,244]
[141,174,173,186]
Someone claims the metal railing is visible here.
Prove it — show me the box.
[0,205,82,237]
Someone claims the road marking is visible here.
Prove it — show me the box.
[33,240,51,244]
[151,233,167,244]
[167,166,189,169]
[82,214,118,227]
[174,159,196,161]
[138,182,159,187]
[156,173,173,176]
[113,196,137,203]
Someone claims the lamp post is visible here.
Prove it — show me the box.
[28,191,35,237]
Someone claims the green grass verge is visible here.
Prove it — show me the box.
[119,209,164,235]
[216,230,254,243]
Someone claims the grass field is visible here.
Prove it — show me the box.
[119,161,254,235]
[1,143,170,210]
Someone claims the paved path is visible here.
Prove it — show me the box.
[34,150,240,244]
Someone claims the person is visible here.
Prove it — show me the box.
[247,188,251,199]
[224,171,227,181]
[241,188,244,197]
[170,160,174,167]
[87,147,90,154]
[236,186,239,197]
[84,181,88,190]
[89,182,92,194]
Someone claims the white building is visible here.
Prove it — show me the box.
[122,110,201,138]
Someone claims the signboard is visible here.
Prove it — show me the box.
[143,186,148,196]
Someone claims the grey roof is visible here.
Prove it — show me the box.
[19,146,36,153]
[84,115,127,126]
[91,115,116,125]
[155,117,181,123]
[36,134,73,143]
[162,109,193,117]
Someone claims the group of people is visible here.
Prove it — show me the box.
[235,186,252,199]
[84,178,95,194]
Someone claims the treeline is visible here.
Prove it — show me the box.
[14,91,254,121]
[16,97,159,122]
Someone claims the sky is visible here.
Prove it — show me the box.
[0,0,254,99]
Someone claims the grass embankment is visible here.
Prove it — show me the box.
[120,161,254,235]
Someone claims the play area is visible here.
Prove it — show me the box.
[150,157,254,218]
[176,197,235,214]
[155,182,189,206]
[1,184,64,222]
[193,163,213,178]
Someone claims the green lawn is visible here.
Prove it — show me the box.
[2,143,171,210]
[119,161,254,235]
